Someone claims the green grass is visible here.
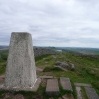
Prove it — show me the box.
[43,67,63,72]
[36,53,99,98]
[71,80,77,99]
[0,62,6,75]
[35,54,51,61]
[0,51,99,99]
[36,53,99,97]
[0,50,8,61]
[81,87,88,99]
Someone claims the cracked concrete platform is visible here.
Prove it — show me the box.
[74,83,92,87]
[85,87,99,99]
[46,79,59,95]
[76,86,82,99]
[0,78,41,92]
[60,77,72,91]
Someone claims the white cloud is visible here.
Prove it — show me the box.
[0,0,99,47]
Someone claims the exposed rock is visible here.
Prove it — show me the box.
[55,61,69,67]
[36,67,43,72]
[55,61,69,70]
[52,55,56,59]
[13,94,24,99]
[34,47,56,57]
[45,62,48,64]
[33,94,43,99]
[43,58,47,60]
[41,79,47,86]
[54,66,68,71]
[60,62,69,68]
[55,61,61,65]
[70,63,75,70]
[2,93,13,99]
[93,68,99,71]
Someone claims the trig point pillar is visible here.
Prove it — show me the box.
[4,32,37,90]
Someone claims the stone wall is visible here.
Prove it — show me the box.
[34,47,56,57]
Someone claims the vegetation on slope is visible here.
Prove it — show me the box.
[0,50,99,99]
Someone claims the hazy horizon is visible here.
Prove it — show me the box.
[0,45,99,49]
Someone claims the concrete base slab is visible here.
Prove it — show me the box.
[76,86,82,99]
[60,77,72,91]
[46,79,59,95]
[0,78,41,92]
[74,83,92,87]
[39,76,53,79]
[85,87,99,99]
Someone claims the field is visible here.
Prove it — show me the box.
[0,49,99,99]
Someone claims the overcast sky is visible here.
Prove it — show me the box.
[0,0,99,48]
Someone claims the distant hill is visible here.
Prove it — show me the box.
[0,46,99,55]
[46,47,99,55]
[62,47,99,55]
[0,46,9,50]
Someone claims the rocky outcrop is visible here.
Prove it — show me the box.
[34,47,56,57]
[54,61,75,71]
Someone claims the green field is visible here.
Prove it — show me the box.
[0,50,99,99]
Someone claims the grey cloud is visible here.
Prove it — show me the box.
[0,0,99,47]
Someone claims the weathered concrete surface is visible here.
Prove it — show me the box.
[39,76,53,79]
[76,86,82,99]
[29,78,41,91]
[85,87,99,99]
[34,47,56,57]
[70,63,75,70]
[0,78,41,91]
[46,79,59,95]
[60,77,72,91]
[74,83,92,87]
[4,32,37,89]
